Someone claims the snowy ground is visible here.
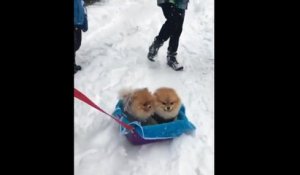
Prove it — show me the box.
[74,0,214,175]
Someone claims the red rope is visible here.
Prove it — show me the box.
[74,88,134,131]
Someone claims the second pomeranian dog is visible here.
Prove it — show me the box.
[153,87,181,123]
[118,88,157,125]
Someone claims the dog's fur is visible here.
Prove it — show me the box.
[153,87,181,122]
[118,88,155,123]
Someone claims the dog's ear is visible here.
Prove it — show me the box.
[124,93,136,112]
[118,88,133,100]
[140,87,149,93]
[128,94,135,105]
[124,94,131,112]
[153,89,159,97]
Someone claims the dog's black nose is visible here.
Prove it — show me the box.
[167,106,170,110]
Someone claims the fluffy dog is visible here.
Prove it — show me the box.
[118,88,156,125]
[153,87,181,123]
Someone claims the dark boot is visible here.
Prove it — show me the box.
[147,37,163,61]
[74,64,82,74]
[167,51,183,71]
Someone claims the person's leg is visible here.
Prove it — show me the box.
[156,3,176,42]
[74,27,82,73]
[166,7,185,71]
[167,8,185,53]
[147,3,175,61]
[74,27,82,52]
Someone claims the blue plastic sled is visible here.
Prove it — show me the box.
[113,100,196,145]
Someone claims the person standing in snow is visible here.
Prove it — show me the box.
[74,0,88,74]
[147,0,189,71]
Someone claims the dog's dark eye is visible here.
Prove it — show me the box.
[162,102,166,105]
[170,102,174,105]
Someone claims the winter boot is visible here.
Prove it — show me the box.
[167,51,183,71]
[74,64,82,74]
[147,37,163,61]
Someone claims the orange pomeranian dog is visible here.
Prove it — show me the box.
[153,87,181,123]
[118,88,156,125]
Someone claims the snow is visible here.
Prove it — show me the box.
[74,0,214,175]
